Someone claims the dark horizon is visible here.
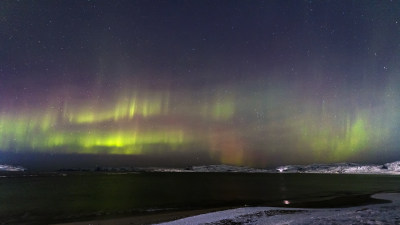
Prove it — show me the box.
[1,1,400,168]
[2,149,398,171]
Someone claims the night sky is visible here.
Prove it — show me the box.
[1,0,400,169]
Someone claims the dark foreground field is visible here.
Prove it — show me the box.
[1,172,399,224]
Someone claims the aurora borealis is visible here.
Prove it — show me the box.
[1,1,400,168]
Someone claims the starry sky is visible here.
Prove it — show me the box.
[1,0,400,169]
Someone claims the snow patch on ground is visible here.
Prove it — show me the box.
[157,193,400,225]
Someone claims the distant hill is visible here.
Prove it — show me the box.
[55,161,400,174]
[0,165,26,172]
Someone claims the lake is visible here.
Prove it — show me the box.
[1,172,399,224]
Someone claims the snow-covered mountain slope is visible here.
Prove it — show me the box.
[188,165,270,173]
[145,165,271,173]
[153,161,400,174]
[57,161,400,174]
[0,164,26,172]
[276,161,400,174]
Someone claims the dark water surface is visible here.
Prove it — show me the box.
[1,172,399,224]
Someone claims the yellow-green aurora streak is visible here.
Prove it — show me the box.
[0,90,236,156]
[0,81,398,166]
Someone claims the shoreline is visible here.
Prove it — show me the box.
[54,192,393,225]
[158,192,400,225]
[53,207,234,225]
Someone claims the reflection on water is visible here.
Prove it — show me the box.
[0,172,399,224]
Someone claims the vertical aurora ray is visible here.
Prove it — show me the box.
[0,89,237,155]
[1,76,400,166]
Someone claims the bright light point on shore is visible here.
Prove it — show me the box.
[283,200,290,205]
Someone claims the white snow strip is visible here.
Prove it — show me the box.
[157,193,400,225]
[0,164,25,171]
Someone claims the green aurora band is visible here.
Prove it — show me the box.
[0,75,399,166]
